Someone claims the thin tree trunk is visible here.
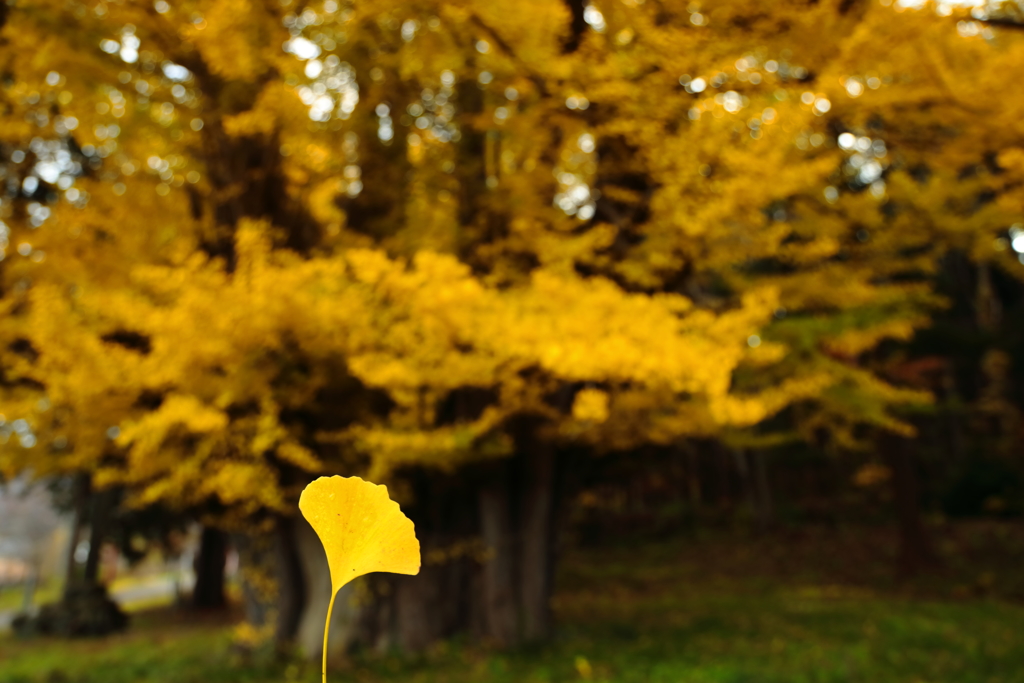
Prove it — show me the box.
[751,450,775,531]
[353,576,396,654]
[975,262,1002,331]
[941,367,967,463]
[394,561,447,651]
[519,436,556,642]
[716,443,732,509]
[21,566,38,612]
[731,448,756,521]
[83,487,114,585]
[881,433,936,575]
[475,471,516,647]
[192,526,228,609]
[455,75,487,257]
[62,473,89,598]
[478,465,519,646]
[233,523,305,653]
[233,532,272,641]
[685,445,702,514]
[274,517,307,650]
[562,0,588,52]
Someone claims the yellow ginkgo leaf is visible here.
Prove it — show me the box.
[299,475,420,683]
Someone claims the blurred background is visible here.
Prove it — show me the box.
[2,0,1024,681]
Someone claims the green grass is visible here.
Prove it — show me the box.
[3,529,1024,683]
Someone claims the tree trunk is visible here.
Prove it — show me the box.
[82,487,114,585]
[731,448,756,522]
[881,433,936,575]
[62,474,89,598]
[352,576,396,654]
[192,526,228,609]
[715,443,733,509]
[282,442,563,655]
[941,366,967,464]
[274,516,307,651]
[233,519,308,653]
[394,563,447,651]
[233,531,274,640]
[685,445,702,514]
[519,432,557,643]
[294,516,359,662]
[751,450,775,531]
[478,464,519,646]
[21,566,38,613]
[297,466,485,655]
[975,262,1002,331]
[562,0,588,52]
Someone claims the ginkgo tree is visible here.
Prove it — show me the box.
[0,0,776,650]
[2,0,1023,653]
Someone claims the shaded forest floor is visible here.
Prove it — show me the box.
[2,521,1024,683]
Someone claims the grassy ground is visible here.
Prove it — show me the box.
[2,524,1024,683]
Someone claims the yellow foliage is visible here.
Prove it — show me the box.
[573,389,610,424]
[0,0,1019,516]
[187,0,272,81]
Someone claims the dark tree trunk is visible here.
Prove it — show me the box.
[395,563,447,651]
[233,531,274,640]
[299,432,564,654]
[62,474,89,598]
[731,448,759,525]
[274,516,307,650]
[342,468,480,654]
[881,433,937,575]
[463,428,562,648]
[478,463,519,646]
[751,450,775,531]
[715,443,733,508]
[232,518,308,653]
[685,445,702,514]
[941,367,967,464]
[518,428,557,643]
[82,487,114,585]
[562,0,588,52]
[975,262,1002,331]
[192,526,228,609]
[352,576,396,654]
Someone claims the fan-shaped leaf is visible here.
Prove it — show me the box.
[300,475,420,682]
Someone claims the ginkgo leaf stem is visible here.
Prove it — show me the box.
[323,589,337,683]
